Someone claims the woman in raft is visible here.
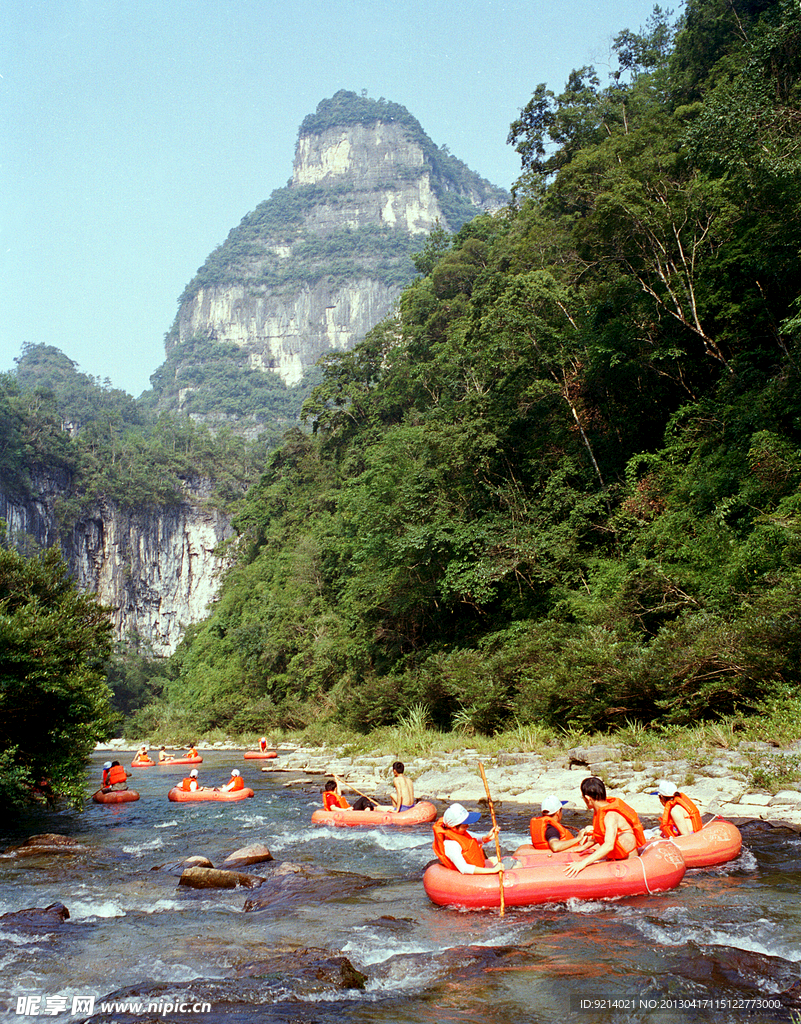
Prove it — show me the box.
[219,769,245,793]
[431,803,511,875]
[565,777,645,877]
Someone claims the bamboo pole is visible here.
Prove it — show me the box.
[478,761,505,917]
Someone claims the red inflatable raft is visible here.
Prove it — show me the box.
[92,789,140,804]
[653,816,742,869]
[244,750,277,759]
[311,801,438,827]
[167,786,254,803]
[423,840,686,910]
[130,759,156,768]
[157,756,203,765]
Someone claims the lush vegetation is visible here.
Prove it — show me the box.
[0,541,115,808]
[3,345,300,518]
[134,0,801,741]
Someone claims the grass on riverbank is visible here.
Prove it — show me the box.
[130,696,801,786]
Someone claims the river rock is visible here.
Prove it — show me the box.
[221,843,274,869]
[770,790,801,805]
[0,903,70,930]
[2,834,89,857]
[178,867,265,889]
[243,865,383,914]
[152,856,214,875]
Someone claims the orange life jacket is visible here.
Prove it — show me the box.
[229,776,245,792]
[431,819,486,871]
[181,777,197,792]
[187,748,198,758]
[592,797,646,860]
[323,791,349,811]
[529,814,574,849]
[259,739,267,751]
[660,793,703,837]
[108,764,127,786]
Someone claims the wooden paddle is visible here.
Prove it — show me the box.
[478,761,505,917]
[333,775,382,807]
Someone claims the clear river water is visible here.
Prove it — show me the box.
[1,750,799,1024]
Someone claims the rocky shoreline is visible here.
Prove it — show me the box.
[99,738,801,830]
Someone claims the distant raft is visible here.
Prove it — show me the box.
[157,756,204,766]
[243,750,277,759]
[423,841,687,910]
[130,759,156,768]
[167,786,255,803]
[311,801,438,827]
[92,789,140,804]
[656,816,742,869]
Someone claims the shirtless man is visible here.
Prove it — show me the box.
[565,776,645,877]
[391,762,415,812]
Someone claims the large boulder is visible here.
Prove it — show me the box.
[1,834,89,858]
[0,903,70,930]
[221,843,273,870]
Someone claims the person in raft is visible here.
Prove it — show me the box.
[219,769,245,793]
[322,775,381,811]
[158,746,173,763]
[259,736,268,753]
[186,743,199,759]
[564,777,646,877]
[104,760,130,791]
[529,794,585,852]
[655,779,703,837]
[181,769,202,792]
[102,761,112,788]
[390,762,415,812]
[136,746,154,764]
[432,803,509,875]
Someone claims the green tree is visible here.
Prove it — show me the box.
[0,542,115,808]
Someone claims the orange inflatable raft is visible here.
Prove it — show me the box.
[423,840,686,910]
[654,816,742,869]
[244,750,277,759]
[92,789,140,804]
[157,756,203,765]
[311,800,438,827]
[130,759,156,768]
[167,786,254,803]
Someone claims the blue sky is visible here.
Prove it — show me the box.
[2,0,663,398]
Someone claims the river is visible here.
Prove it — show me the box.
[1,750,799,1024]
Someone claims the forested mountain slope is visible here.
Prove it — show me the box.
[141,0,801,740]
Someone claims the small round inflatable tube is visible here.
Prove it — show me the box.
[167,786,255,803]
[92,789,140,804]
[243,750,277,759]
[311,800,437,827]
[130,759,156,768]
[157,756,203,765]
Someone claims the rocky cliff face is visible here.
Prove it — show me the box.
[159,92,507,404]
[1,475,231,656]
